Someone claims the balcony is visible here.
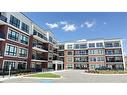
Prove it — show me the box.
[32,44,48,52]
[31,54,48,62]
[0,14,7,22]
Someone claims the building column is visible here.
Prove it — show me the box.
[55,64,57,70]
[61,64,63,70]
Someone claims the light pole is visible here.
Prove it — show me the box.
[8,64,11,79]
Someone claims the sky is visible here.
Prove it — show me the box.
[24,12,127,55]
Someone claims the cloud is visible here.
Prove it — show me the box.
[84,21,95,28]
[60,21,68,25]
[46,23,58,28]
[62,24,76,32]
[80,24,84,28]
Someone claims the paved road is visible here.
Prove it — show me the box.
[2,70,127,83]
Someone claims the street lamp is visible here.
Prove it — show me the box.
[8,64,11,79]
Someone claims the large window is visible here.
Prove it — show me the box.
[67,58,73,62]
[74,57,88,62]
[8,29,19,41]
[66,64,74,69]
[10,15,20,28]
[49,36,53,43]
[97,57,104,62]
[67,51,73,55]
[96,43,103,47]
[19,48,28,57]
[4,61,16,70]
[105,50,114,55]
[114,49,122,54]
[20,35,29,45]
[89,43,95,48]
[80,44,87,49]
[67,45,73,49]
[75,50,88,55]
[74,44,80,49]
[21,22,29,33]
[89,49,104,55]
[5,44,17,56]
[89,57,96,62]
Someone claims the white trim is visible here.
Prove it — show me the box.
[120,40,126,70]
[18,47,28,58]
[4,43,18,57]
[7,27,29,46]
[3,60,18,69]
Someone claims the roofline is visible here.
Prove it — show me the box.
[58,38,123,44]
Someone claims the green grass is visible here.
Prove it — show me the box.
[29,73,61,78]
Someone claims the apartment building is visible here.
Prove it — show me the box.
[0,12,63,72]
[58,39,125,70]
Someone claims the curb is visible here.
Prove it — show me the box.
[82,72,127,76]
[23,76,63,80]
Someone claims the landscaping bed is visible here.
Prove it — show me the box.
[28,73,61,78]
[85,70,127,74]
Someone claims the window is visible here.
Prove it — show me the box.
[115,57,123,62]
[33,30,37,35]
[5,44,17,56]
[66,64,74,69]
[67,45,73,49]
[75,50,88,55]
[75,57,88,62]
[19,48,28,57]
[89,43,95,48]
[80,44,87,49]
[96,43,103,47]
[67,51,73,55]
[114,42,120,47]
[97,57,104,62]
[4,61,16,70]
[59,45,64,50]
[18,62,27,70]
[67,58,73,62]
[49,36,53,43]
[20,35,29,45]
[105,42,113,47]
[105,50,114,55]
[8,29,19,41]
[89,57,96,62]
[114,49,122,54]
[97,49,104,54]
[10,15,20,28]
[74,44,80,49]
[21,22,29,33]
[106,57,114,62]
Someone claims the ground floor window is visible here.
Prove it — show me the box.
[3,61,27,70]
[48,64,53,69]
[66,64,74,69]
[18,62,27,70]
[4,61,17,70]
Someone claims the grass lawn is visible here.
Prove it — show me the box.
[29,73,61,78]
[95,70,127,74]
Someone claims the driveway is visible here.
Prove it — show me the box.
[2,70,127,83]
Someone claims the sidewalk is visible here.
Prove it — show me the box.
[0,75,23,82]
